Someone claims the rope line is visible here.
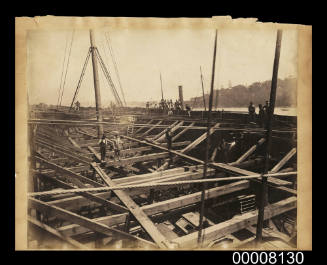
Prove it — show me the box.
[94,48,123,106]
[105,32,127,106]
[56,33,69,109]
[59,30,75,107]
[69,48,92,111]
[28,171,297,197]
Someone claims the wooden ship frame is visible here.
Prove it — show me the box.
[27,29,297,250]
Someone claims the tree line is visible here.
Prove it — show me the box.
[187,77,297,108]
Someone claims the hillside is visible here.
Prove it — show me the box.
[186,77,297,108]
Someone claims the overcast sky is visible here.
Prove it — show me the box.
[27,28,298,107]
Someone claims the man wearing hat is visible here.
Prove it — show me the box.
[113,133,123,161]
[248,102,256,123]
[98,134,109,163]
[165,127,173,167]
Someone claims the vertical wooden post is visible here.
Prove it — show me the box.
[124,212,131,233]
[160,73,164,100]
[90,30,104,138]
[256,29,283,243]
[215,89,219,111]
[198,29,218,246]
[200,66,207,111]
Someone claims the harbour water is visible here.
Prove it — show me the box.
[192,107,297,116]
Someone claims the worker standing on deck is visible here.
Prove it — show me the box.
[258,104,265,127]
[146,101,150,114]
[263,100,270,113]
[248,102,256,123]
[98,134,108,163]
[113,133,123,161]
[263,100,270,129]
[185,104,191,117]
[75,100,81,111]
[165,127,173,167]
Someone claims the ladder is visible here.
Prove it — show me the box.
[126,116,135,136]
[238,194,256,214]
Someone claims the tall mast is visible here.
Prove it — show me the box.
[90,30,104,138]
[160,72,164,100]
[198,30,218,245]
[200,66,207,111]
[256,29,283,243]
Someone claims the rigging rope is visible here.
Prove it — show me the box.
[69,48,92,111]
[56,33,69,109]
[94,48,123,106]
[58,30,75,107]
[28,171,297,197]
[105,32,127,106]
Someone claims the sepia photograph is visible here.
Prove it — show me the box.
[15,16,312,250]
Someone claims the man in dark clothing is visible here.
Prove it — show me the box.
[248,102,256,122]
[185,104,191,117]
[263,101,270,129]
[113,134,123,161]
[165,128,173,166]
[258,104,265,127]
[75,101,81,111]
[263,101,269,113]
[98,134,108,162]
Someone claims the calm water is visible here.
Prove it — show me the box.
[192,107,297,116]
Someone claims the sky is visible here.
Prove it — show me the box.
[27,28,298,107]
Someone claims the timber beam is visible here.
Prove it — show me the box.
[28,197,157,248]
[57,180,250,237]
[91,163,173,249]
[170,196,297,248]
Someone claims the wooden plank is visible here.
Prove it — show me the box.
[141,180,250,216]
[58,180,250,237]
[37,173,128,213]
[181,123,220,153]
[172,122,195,142]
[270,148,296,173]
[91,163,172,249]
[28,197,157,248]
[113,167,187,185]
[92,141,191,154]
[121,135,294,191]
[88,146,101,161]
[28,215,89,249]
[246,226,293,246]
[156,223,179,240]
[37,134,83,154]
[77,128,98,138]
[211,162,292,186]
[35,156,102,187]
[134,119,153,134]
[120,168,215,188]
[105,152,169,167]
[155,121,184,143]
[39,165,91,174]
[48,192,111,209]
[36,140,92,164]
[156,124,219,171]
[230,138,265,165]
[171,196,297,248]
[68,137,83,150]
[152,121,180,142]
[139,120,163,137]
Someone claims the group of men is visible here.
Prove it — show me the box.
[146,99,191,116]
[98,127,175,168]
[248,100,270,127]
[146,99,184,112]
[98,133,123,163]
